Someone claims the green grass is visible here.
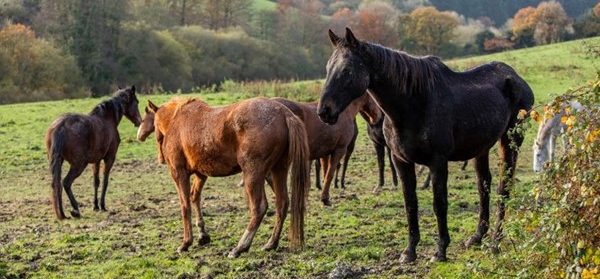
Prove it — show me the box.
[251,0,277,11]
[0,37,598,278]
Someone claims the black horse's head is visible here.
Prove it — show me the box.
[115,85,142,127]
[318,28,370,125]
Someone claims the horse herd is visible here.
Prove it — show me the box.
[45,28,544,263]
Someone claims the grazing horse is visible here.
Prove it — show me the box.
[45,86,142,220]
[317,28,534,262]
[136,98,310,257]
[271,95,380,206]
[533,101,584,172]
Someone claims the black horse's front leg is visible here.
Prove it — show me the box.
[393,157,420,263]
[430,158,450,262]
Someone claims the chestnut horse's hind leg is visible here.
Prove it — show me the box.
[63,164,86,218]
[387,147,398,187]
[372,142,385,194]
[493,131,523,243]
[466,152,491,248]
[92,163,101,211]
[394,157,420,264]
[99,156,115,211]
[171,168,193,253]
[263,166,289,251]
[430,158,450,262]
[339,138,356,189]
[191,174,210,246]
[229,171,267,258]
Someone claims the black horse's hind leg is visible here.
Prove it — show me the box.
[100,156,115,211]
[63,164,86,218]
[372,143,385,194]
[461,160,468,171]
[430,158,450,262]
[493,132,523,242]
[465,152,492,247]
[92,163,101,211]
[394,157,420,263]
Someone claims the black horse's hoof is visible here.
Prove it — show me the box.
[100,206,108,212]
[399,250,417,264]
[262,242,278,251]
[198,234,211,246]
[93,206,100,212]
[372,186,382,195]
[70,210,81,218]
[321,198,332,206]
[177,244,191,254]
[228,248,241,258]
[465,235,483,248]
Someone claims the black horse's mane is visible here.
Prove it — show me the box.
[90,89,130,121]
[362,42,445,96]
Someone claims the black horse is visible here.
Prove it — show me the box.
[317,28,534,263]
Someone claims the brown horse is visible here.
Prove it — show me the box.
[271,94,380,206]
[45,86,142,220]
[136,97,310,257]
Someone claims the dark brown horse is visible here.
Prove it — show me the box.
[271,95,380,206]
[136,97,310,257]
[318,29,534,262]
[45,86,142,220]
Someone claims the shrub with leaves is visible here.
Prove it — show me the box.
[522,73,600,278]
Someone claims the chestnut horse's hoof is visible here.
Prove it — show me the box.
[177,245,190,254]
[262,242,278,251]
[198,234,211,246]
[399,250,417,264]
[70,210,81,218]
[227,249,241,258]
[321,198,332,206]
[372,186,382,195]
[57,214,69,220]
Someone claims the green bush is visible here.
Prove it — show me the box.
[0,24,86,104]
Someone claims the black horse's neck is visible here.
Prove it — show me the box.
[361,43,440,117]
[90,97,124,126]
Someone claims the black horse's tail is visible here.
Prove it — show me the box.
[47,125,65,219]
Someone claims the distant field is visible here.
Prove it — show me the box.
[0,37,598,278]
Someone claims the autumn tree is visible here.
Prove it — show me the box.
[402,6,459,55]
[200,0,252,30]
[352,0,399,46]
[511,6,537,46]
[574,2,600,38]
[533,1,572,45]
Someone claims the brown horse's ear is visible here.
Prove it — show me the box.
[328,29,340,47]
[130,85,136,94]
[345,27,359,48]
[147,100,158,113]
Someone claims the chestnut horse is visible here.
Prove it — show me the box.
[318,29,534,262]
[271,95,380,206]
[137,97,310,257]
[45,86,142,219]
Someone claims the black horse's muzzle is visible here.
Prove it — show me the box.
[317,105,339,125]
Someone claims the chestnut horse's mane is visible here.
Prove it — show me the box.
[164,97,209,119]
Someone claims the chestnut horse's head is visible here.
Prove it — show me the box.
[318,28,370,125]
[137,100,159,142]
[357,93,382,125]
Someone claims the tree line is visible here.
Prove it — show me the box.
[0,0,599,103]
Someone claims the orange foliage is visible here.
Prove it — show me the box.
[351,1,399,46]
[512,6,537,35]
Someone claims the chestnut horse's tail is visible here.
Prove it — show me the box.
[285,113,310,249]
[47,125,65,219]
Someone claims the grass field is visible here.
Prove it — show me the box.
[0,37,598,278]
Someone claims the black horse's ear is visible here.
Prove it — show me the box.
[130,85,136,94]
[328,29,340,47]
[147,100,158,113]
[117,85,123,90]
[345,27,359,48]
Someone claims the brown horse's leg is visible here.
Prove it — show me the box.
[461,160,468,171]
[321,150,344,206]
[466,152,492,248]
[430,158,450,262]
[372,143,385,194]
[100,156,115,211]
[229,172,267,258]
[92,163,101,211]
[340,137,356,189]
[387,147,398,187]
[263,167,289,251]
[171,168,193,253]
[314,160,321,189]
[420,172,431,190]
[394,157,420,264]
[63,164,86,218]
[493,132,522,243]
[191,174,210,246]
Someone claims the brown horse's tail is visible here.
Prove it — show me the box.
[46,125,65,219]
[285,113,310,249]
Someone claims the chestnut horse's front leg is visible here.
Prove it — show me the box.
[394,157,420,264]
[170,167,193,253]
[191,174,210,246]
